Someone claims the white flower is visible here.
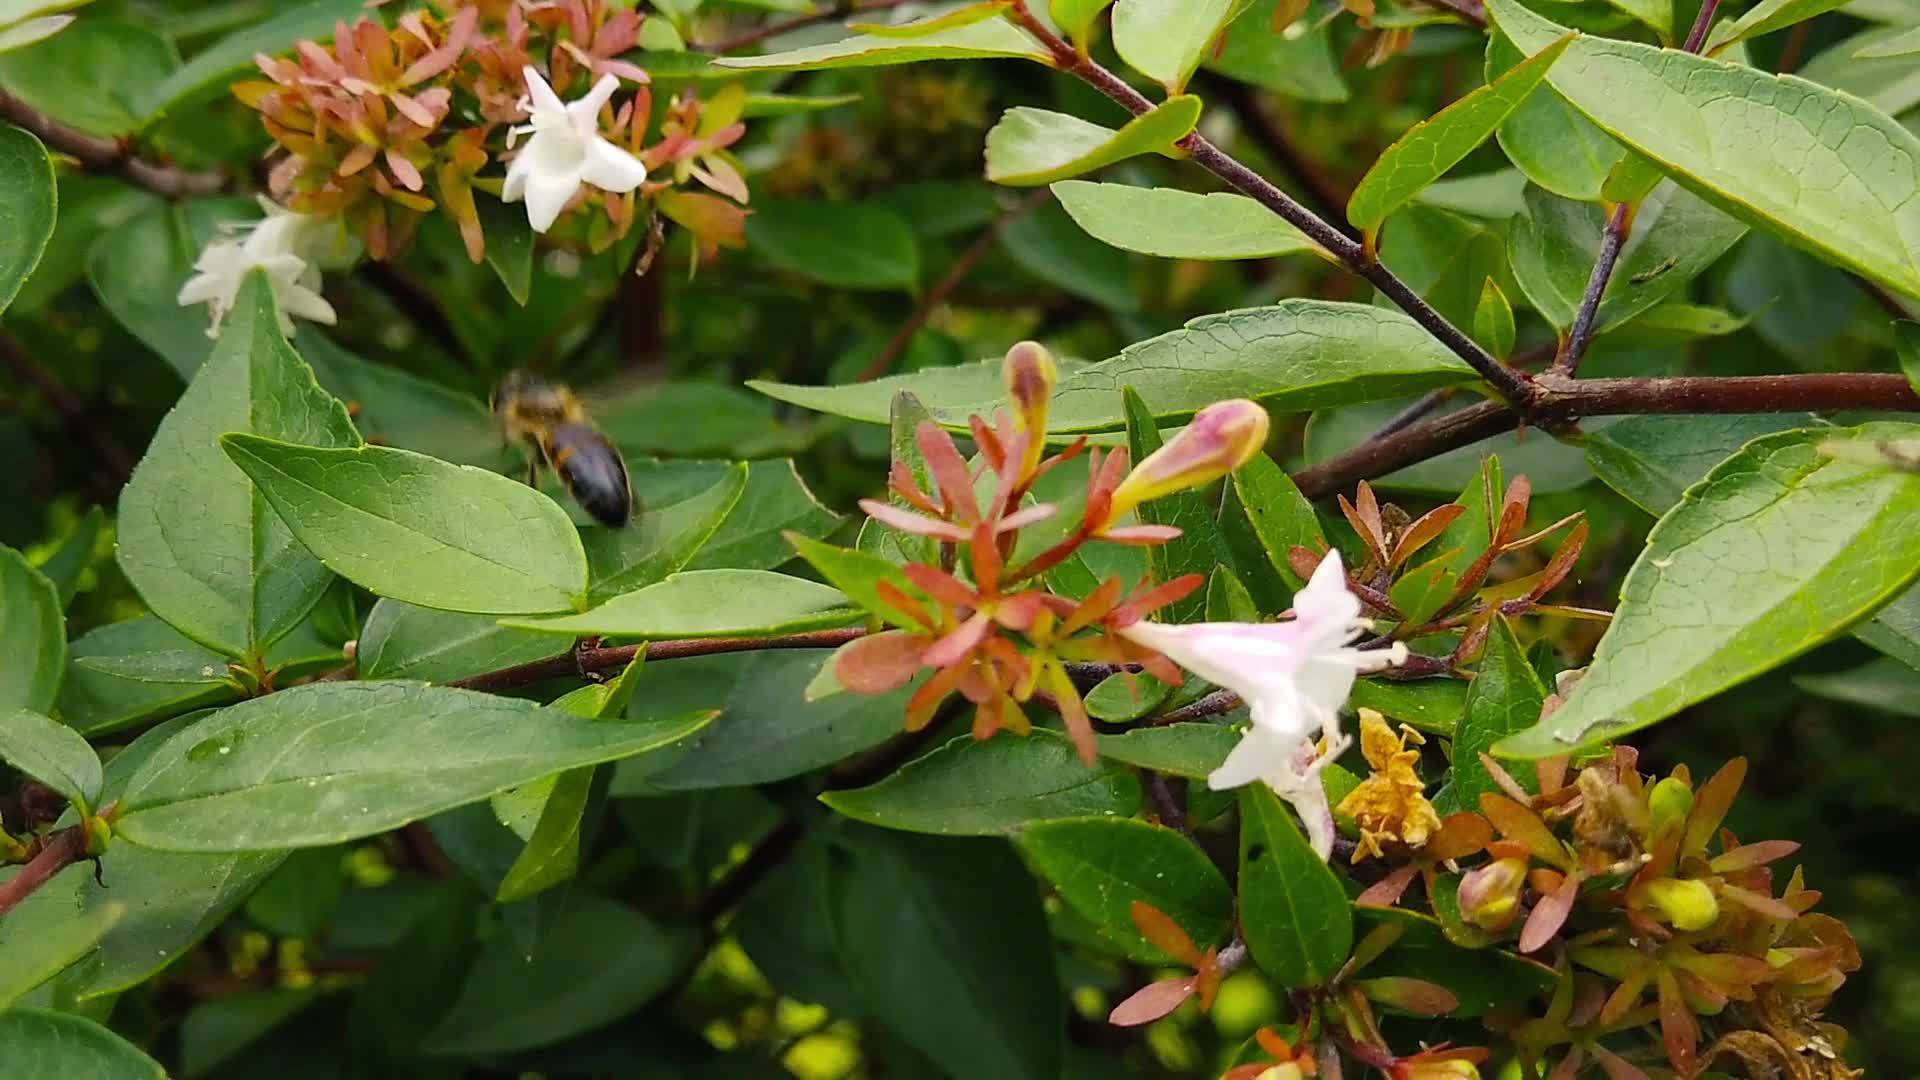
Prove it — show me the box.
[502,67,649,233]
[1118,551,1407,860]
[176,198,341,338]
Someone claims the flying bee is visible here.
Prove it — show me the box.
[492,370,635,528]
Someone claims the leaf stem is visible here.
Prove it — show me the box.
[999,2,1539,410]
[446,627,868,692]
[0,88,227,198]
[1553,201,1634,377]
[1682,0,1724,53]
[0,826,89,920]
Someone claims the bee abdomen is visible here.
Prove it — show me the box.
[547,423,632,528]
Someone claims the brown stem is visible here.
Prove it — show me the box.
[1143,772,1190,835]
[857,189,1047,383]
[1553,201,1634,377]
[0,89,227,198]
[1205,78,1352,229]
[1148,688,1243,726]
[0,826,88,919]
[1000,3,1537,411]
[695,0,914,54]
[1292,399,1516,499]
[447,627,868,693]
[0,330,136,491]
[1682,0,1724,52]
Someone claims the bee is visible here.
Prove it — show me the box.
[492,370,635,528]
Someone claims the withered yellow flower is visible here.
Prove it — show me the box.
[1336,708,1442,863]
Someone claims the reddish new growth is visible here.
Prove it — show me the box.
[825,342,1271,764]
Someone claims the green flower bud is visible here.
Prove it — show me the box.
[1647,776,1694,839]
[1456,857,1528,932]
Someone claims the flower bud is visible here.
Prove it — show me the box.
[1456,856,1527,932]
[1106,399,1271,524]
[1257,1066,1306,1080]
[1003,341,1056,479]
[1402,1060,1480,1080]
[1643,877,1720,932]
[1646,776,1693,839]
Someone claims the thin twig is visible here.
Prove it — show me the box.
[1682,0,1724,52]
[1554,202,1635,377]
[0,89,227,198]
[857,189,1048,383]
[1205,78,1352,230]
[1143,772,1190,835]
[695,0,914,54]
[695,815,806,922]
[0,330,136,490]
[0,826,89,919]
[1148,688,1243,726]
[448,627,868,693]
[999,2,1539,412]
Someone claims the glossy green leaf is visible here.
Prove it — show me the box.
[1351,906,1556,1016]
[1000,200,1140,311]
[1474,278,1516,359]
[584,463,747,601]
[119,274,361,658]
[0,123,54,315]
[423,892,696,1056]
[1052,0,1117,42]
[1507,181,1747,333]
[1795,656,1920,717]
[1604,301,1749,345]
[745,199,920,289]
[177,988,319,1077]
[1433,618,1544,815]
[0,707,101,809]
[685,459,843,571]
[1112,0,1249,92]
[136,0,363,121]
[88,197,257,379]
[1084,672,1172,721]
[787,533,921,626]
[1856,587,1920,669]
[1095,722,1239,779]
[1237,785,1352,987]
[1125,387,1230,623]
[1704,0,1850,54]
[0,544,61,714]
[1852,23,1920,58]
[0,18,174,136]
[295,330,502,468]
[493,671,638,903]
[713,14,1051,70]
[57,616,236,737]
[0,897,119,1009]
[1053,180,1321,260]
[1502,423,1920,757]
[113,681,713,851]
[357,600,557,684]
[1017,817,1234,962]
[475,192,533,305]
[1348,35,1572,233]
[985,96,1201,186]
[503,568,858,637]
[827,828,1063,1080]
[1232,453,1327,592]
[1349,677,1470,737]
[0,1011,164,1078]
[751,356,1091,429]
[823,731,1142,835]
[219,435,589,616]
[1046,302,1478,432]
[617,650,911,791]
[1206,0,1347,103]
[1490,0,1920,301]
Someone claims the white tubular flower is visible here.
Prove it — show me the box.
[502,67,649,233]
[176,199,340,338]
[1118,551,1408,860]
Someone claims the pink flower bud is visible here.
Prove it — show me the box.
[1003,341,1056,478]
[1456,856,1527,932]
[1105,399,1270,525]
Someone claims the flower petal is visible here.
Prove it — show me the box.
[580,137,649,192]
[1207,723,1297,791]
[522,168,579,233]
[569,72,622,127]
[522,65,565,117]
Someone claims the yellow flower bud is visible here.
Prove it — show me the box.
[1643,877,1720,932]
[1403,1060,1480,1080]
[1647,776,1693,839]
[1257,1066,1306,1080]
[1106,399,1271,524]
[1456,856,1528,932]
[1003,340,1056,479]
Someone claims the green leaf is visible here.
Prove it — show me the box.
[0,18,174,136]
[985,97,1201,186]
[787,533,921,626]
[615,650,912,791]
[57,616,235,737]
[1795,655,1920,717]
[1898,321,1920,396]
[0,896,119,1009]
[1206,0,1347,103]
[219,435,589,616]
[584,463,747,602]
[113,681,714,851]
[357,600,558,683]
[0,123,54,315]
[32,505,102,609]
[1048,301,1477,432]
[1348,35,1572,233]
[713,14,1051,70]
[476,192,534,305]
[1507,181,1746,333]
[88,197,258,379]
[685,459,843,570]
[136,0,363,122]
[0,544,62,714]
[1349,677,1469,738]
[422,892,696,1056]
[750,357,1052,428]
[1857,587,1920,669]
[1501,423,1920,757]
[1052,0,1117,42]
[1231,453,1326,593]
[1433,618,1544,815]
[1305,397,1590,496]
[1016,817,1234,962]
[0,1011,164,1078]
[1388,456,1501,627]
[1489,0,1920,301]
[827,828,1063,1080]
[1053,180,1320,261]
[1237,785,1352,987]
[745,199,920,290]
[1000,200,1140,312]
[0,707,101,809]
[119,274,361,658]
[1704,0,1850,54]
[1095,722,1238,778]
[295,329,501,468]
[1473,278,1516,359]
[1604,301,1749,346]
[823,731,1142,835]
[1112,0,1249,92]
[1124,387,1230,623]
[1351,906,1556,1015]
[492,672,638,903]
[1852,23,1920,58]
[502,568,858,637]
[178,988,318,1077]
